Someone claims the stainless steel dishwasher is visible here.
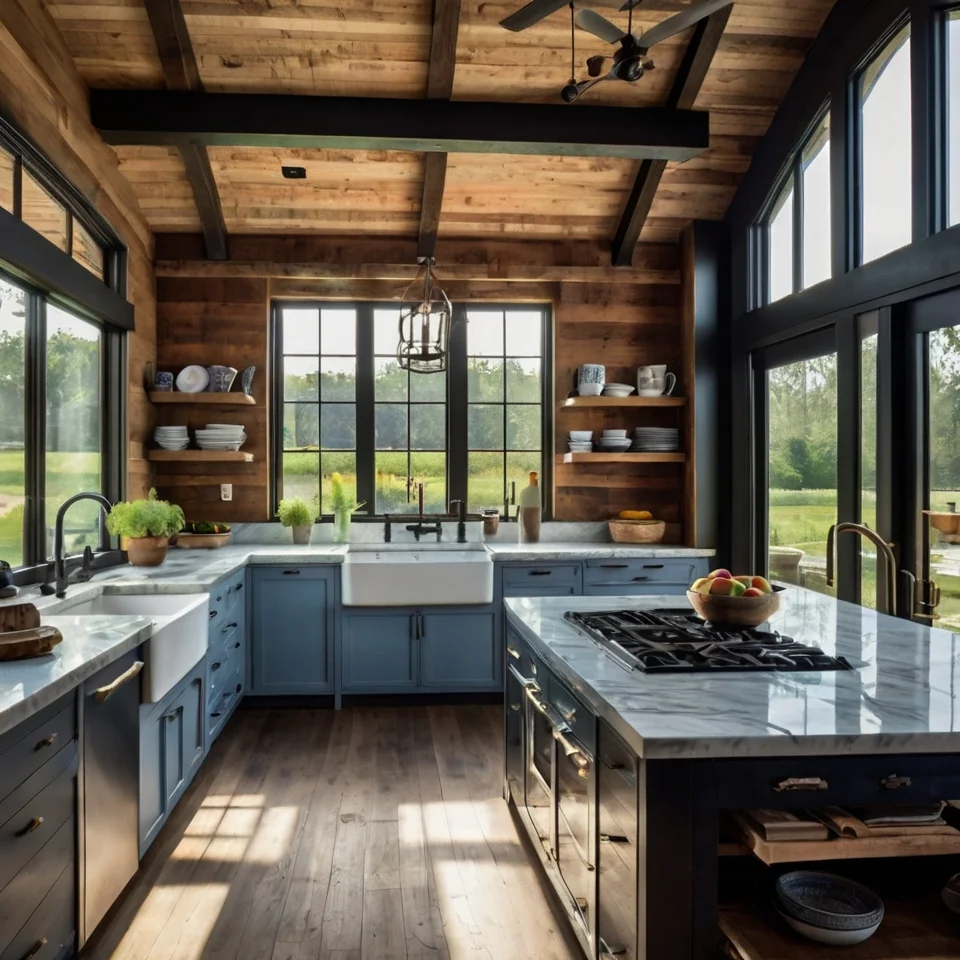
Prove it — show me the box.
[80,649,144,944]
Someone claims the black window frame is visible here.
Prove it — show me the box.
[0,117,128,583]
[754,101,832,306]
[270,300,554,520]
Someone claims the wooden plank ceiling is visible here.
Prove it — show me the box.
[47,0,836,250]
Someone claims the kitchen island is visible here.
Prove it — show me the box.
[504,590,960,960]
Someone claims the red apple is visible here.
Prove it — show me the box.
[741,587,764,598]
[708,568,733,580]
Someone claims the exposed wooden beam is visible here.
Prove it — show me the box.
[141,0,228,260]
[418,0,463,260]
[91,91,711,162]
[611,7,732,267]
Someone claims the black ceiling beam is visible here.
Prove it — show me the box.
[141,0,228,261]
[611,6,732,267]
[418,0,463,260]
[90,90,710,162]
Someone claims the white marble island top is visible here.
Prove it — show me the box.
[505,589,960,760]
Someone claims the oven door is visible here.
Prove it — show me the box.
[525,683,555,852]
[505,663,533,808]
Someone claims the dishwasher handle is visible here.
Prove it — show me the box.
[92,661,144,703]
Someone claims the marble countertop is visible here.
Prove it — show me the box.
[0,614,153,738]
[487,542,714,560]
[505,590,960,760]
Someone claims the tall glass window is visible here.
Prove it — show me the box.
[948,11,960,227]
[860,314,879,610]
[0,279,26,567]
[859,24,912,264]
[768,177,794,303]
[802,112,832,289]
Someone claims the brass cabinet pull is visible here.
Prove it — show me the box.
[93,661,144,702]
[506,645,520,660]
[882,774,912,790]
[22,937,47,960]
[510,703,521,712]
[773,777,828,793]
[34,733,57,751]
[16,816,44,837]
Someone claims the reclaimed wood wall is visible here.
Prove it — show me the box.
[0,0,157,499]
[155,235,691,533]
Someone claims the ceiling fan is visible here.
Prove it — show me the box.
[500,0,734,103]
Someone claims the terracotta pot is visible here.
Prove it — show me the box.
[122,535,170,567]
[291,524,312,546]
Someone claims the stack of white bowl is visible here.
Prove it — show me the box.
[597,429,632,454]
[195,423,247,452]
[568,430,593,453]
[633,427,679,452]
[154,425,189,451]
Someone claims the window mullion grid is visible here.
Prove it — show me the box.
[24,293,46,565]
[355,305,375,515]
[793,154,804,294]
[447,304,468,509]
[502,311,508,518]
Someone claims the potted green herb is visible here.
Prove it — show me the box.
[106,488,185,567]
[277,496,315,545]
[330,473,364,544]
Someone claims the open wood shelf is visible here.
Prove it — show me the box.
[562,396,686,408]
[148,450,255,463]
[720,896,958,960]
[149,392,255,405]
[558,452,686,464]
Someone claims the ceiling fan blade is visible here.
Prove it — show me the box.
[500,0,570,32]
[574,8,627,44]
[636,0,733,50]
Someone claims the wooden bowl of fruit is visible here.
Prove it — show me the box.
[686,569,781,627]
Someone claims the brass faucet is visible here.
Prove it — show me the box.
[825,523,898,616]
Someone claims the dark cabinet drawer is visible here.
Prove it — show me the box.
[0,701,75,807]
[582,559,698,586]
[0,816,74,955]
[0,860,74,960]
[715,754,960,809]
[543,680,595,753]
[502,563,582,597]
[0,752,76,895]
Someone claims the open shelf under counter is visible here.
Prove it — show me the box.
[147,450,255,463]
[557,452,686,464]
[149,392,256,405]
[720,896,959,960]
[561,395,686,408]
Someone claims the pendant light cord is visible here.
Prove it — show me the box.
[569,2,575,82]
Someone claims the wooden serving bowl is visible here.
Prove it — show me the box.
[686,588,782,627]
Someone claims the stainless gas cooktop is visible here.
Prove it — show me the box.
[563,608,852,674]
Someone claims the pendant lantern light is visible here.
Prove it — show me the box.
[397,257,452,374]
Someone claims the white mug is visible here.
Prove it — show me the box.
[637,370,676,396]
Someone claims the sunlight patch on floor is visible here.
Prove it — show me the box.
[202,793,266,808]
[244,804,302,864]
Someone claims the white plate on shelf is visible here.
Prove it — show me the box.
[175,365,210,393]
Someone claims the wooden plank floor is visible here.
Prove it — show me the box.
[84,706,578,960]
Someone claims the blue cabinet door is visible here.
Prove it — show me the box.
[420,612,499,690]
[250,567,336,694]
[341,613,417,691]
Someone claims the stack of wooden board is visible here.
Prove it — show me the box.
[0,603,62,660]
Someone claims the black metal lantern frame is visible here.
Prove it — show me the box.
[397,257,452,374]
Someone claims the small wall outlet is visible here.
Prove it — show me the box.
[220,484,233,502]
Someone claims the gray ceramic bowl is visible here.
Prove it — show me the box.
[942,873,960,915]
[774,871,884,931]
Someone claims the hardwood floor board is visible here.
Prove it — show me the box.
[89,706,573,960]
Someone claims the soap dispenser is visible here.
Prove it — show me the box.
[518,472,541,544]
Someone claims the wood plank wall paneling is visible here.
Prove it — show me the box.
[0,0,157,500]
[155,276,269,520]
[154,235,691,536]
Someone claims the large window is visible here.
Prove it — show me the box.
[948,11,960,227]
[859,23,912,264]
[761,109,832,304]
[0,279,26,567]
[274,303,549,517]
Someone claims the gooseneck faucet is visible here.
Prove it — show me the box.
[449,499,467,544]
[825,522,898,616]
[41,492,113,598]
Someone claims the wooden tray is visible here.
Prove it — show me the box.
[0,603,40,633]
[0,626,63,661]
[174,532,233,549]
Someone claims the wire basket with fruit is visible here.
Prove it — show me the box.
[686,569,782,626]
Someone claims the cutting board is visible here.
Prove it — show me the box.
[0,603,40,633]
[0,626,63,661]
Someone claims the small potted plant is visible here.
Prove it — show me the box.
[330,473,365,544]
[277,496,315,545]
[106,488,185,567]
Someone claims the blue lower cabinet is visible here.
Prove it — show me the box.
[249,567,336,694]
[581,558,709,597]
[139,660,206,857]
[420,612,499,689]
[341,613,418,691]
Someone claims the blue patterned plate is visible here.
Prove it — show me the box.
[775,871,884,931]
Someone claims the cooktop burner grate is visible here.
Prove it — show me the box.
[563,608,851,673]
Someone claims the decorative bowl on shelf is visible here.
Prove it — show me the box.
[175,365,210,393]
[608,519,665,543]
[942,873,960,915]
[686,587,782,626]
[577,383,604,397]
[773,871,884,945]
[207,365,239,392]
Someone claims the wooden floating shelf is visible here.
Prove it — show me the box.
[149,392,256,405]
[148,450,255,463]
[558,452,686,464]
[562,396,686,408]
[733,828,960,864]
